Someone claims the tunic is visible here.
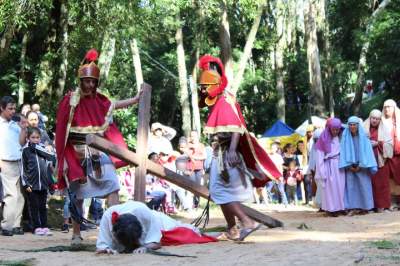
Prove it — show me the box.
[343,136,374,210]
[315,137,345,212]
[369,127,391,208]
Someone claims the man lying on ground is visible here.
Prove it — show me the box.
[96,200,216,254]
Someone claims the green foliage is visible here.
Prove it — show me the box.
[1,0,400,144]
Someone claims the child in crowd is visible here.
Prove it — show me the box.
[266,143,288,206]
[284,160,302,204]
[21,127,56,236]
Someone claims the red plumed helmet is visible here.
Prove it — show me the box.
[197,55,228,107]
[85,48,98,62]
[78,48,100,80]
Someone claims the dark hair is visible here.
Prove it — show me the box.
[148,152,158,160]
[283,143,293,153]
[297,140,304,145]
[112,213,143,253]
[27,127,41,138]
[0,96,15,110]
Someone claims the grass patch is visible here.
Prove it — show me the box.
[16,244,97,253]
[0,259,36,266]
[201,226,226,233]
[369,240,398,249]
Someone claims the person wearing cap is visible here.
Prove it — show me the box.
[197,55,281,241]
[55,48,145,246]
[364,109,393,212]
[381,99,400,209]
[147,122,176,156]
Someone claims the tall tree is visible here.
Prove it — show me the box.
[304,0,325,116]
[130,38,144,92]
[18,33,28,106]
[175,14,192,136]
[231,3,265,95]
[219,0,234,87]
[351,0,391,115]
[98,30,116,90]
[56,0,68,98]
[275,0,286,122]
[35,0,60,98]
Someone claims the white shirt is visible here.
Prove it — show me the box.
[96,201,194,252]
[0,117,22,160]
[148,136,173,155]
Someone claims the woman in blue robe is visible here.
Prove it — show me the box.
[340,116,377,213]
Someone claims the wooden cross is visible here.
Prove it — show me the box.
[134,83,152,202]
[86,134,284,228]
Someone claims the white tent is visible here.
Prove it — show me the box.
[295,116,327,136]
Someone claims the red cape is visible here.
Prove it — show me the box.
[161,227,217,246]
[55,90,128,189]
[204,94,281,187]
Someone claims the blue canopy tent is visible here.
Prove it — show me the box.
[259,120,302,151]
[262,120,295,138]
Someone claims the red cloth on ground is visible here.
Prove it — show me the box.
[370,127,391,208]
[161,227,217,246]
[205,95,281,187]
[55,91,128,189]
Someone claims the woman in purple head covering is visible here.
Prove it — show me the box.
[314,118,346,216]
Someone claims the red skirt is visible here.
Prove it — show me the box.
[371,164,391,209]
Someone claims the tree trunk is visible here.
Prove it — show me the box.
[191,48,201,135]
[56,0,68,99]
[351,0,391,115]
[175,16,192,136]
[304,0,325,116]
[18,33,29,106]
[35,0,61,97]
[98,31,116,90]
[275,0,286,122]
[130,39,144,92]
[231,4,265,95]
[219,0,234,88]
[0,27,14,60]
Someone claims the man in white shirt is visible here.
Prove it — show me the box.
[0,96,27,236]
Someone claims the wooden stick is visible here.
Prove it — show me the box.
[134,83,152,202]
[86,134,283,228]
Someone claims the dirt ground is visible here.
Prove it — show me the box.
[1,204,400,266]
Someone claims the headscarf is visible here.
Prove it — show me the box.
[363,109,393,167]
[315,118,342,153]
[382,99,400,140]
[339,116,377,173]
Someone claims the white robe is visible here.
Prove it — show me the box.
[96,201,196,252]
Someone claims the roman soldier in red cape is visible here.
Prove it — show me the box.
[55,48,143,246]
[197,55,281,241]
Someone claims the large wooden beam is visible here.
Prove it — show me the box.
[134,83,152,202]
[86,134,283,228]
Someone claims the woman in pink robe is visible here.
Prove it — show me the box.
[315,118,346,216]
